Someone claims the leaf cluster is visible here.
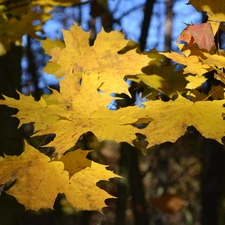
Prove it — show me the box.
[0,0,225,214]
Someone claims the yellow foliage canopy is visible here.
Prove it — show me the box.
[0,73,140,157]
[0,9,50,54]
[2,88,225,155]
[1,24,225,155]
[0,0,87,54]
[1,15,225,214]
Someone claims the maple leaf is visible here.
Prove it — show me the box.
[56,149,92,177]
[34,104,143,157]
[177,23,215,51]
[42,23,150,95]
[129,95,225,147]
[2,71,225,155]
[41,39,65,56]
[176,42,217,58]
[188,0,225,21]
[185,75,207,89]
[0,73,141,157]
[196,52,225,84]
[152,194,186,214]
[160,52,211,76]
[147,48,169,66]
[64,160,119,212]
[200,52,225,68]
[40,37,65,76]
[0,8,50,54]
[206,85,224,100]
[214,71,225,85]
[0,143,68,211]
[187,86,224,102]
[0,143,119,212]
[136,65,188,96]
[0,0,88,54]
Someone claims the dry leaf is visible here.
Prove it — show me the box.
[177,23,215,51]
[152,194,187,214]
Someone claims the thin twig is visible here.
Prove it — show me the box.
[202,86,224,101]
[116,4,145,22]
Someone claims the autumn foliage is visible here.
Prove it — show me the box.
[0,0,225,215]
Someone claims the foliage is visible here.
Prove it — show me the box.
[0,0,225,215]
[0,143,119,212]
[0,0,88,54]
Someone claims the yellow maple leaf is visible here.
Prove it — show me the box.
[188,85,225,102]
[137,65,188,96]
[0,143,119,212]
[34,104,142,157]
[147,48,169,66]
[64,160,119,213]
[0,73,140,157]
[161,52,211,76]
[186,90,207,102]
[2,71,225,155]
[188,0,225,22]
[130,95,225,147]
[187,85,225,102]
[42,23,150,95]
[197,52,225,84]
[0,8,50,54]
[214,71,225,85]
[0,143,68,211]
[200,52,225,68]
[207,85,224,100]
[185,74,207,89]
[0,0,87,54]
[41,39,65,56]
[56,149,92,177]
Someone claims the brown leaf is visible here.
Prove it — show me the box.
[152,194,187,214]
[177,23,215,51]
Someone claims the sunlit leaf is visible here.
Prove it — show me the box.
[42,23,150,95]
[0,143,119,212]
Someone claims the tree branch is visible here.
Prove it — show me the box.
[139,0,155,51]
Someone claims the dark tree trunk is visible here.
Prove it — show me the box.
[139,0,155,51]
[0,44,24,156]
[115,143,149,225]
[201,139,225,225]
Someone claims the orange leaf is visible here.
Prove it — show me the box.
[152,194,187,214]
[177,23,215,51]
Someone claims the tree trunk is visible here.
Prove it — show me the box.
[201,139,225,225]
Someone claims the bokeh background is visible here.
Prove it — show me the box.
[1,1,225,225]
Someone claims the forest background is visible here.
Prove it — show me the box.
[0,0,225,225]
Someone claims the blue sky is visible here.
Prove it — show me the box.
[43,0,202,51]
[22,0,202,93]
